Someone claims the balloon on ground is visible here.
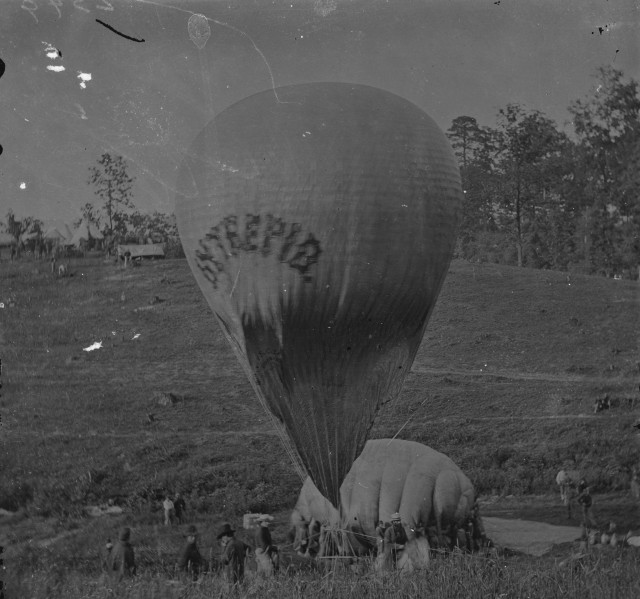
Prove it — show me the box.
[290,438,475,560]
[175,83,462,506]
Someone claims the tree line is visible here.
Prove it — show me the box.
[1,153,183,258]
[446,66,640,279]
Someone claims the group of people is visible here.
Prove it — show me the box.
[103,513,279,585]
[293,508,488,573]
[162,492,187,526]
[374,506,487,567]
[556,472,596,529]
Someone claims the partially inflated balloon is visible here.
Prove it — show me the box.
[175,83,462,506]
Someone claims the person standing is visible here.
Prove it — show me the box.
[163,494,174,526]
[178,524,202,581]
[375,520,386,556]
[576,479,596,530]
[383,513,408,568]
[174,492,186,524]
[101,538,113,572]
[217,523,249,585]
[556,470,576,518]
[254,514,278,575]
[109,527,136,581]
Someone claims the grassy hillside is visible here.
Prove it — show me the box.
[1,256,639,596]
[2,258,638,511]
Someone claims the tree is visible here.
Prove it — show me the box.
[492,104,568,267]
[4,210,39,244]
[88,153,135,236]
[446,116,501,259]
[73,202,102,230]
[568,67,640,275]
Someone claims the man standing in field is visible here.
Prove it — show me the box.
[576,479,596,530]
[173,492,186,524]
[178,524,203,581]
[163,493,174,526]
[254,514,279,575]
[556,469,577,518]
[218,523,250,585]
[109,527,136,581]
[101,538,113,571]
[379,513,408,570]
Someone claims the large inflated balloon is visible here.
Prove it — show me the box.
[291,438,475,555]
[175,83,462,505]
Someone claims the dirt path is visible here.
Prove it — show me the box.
[411,366,631,384]
[4,428,280,439]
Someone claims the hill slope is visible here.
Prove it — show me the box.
[1,258,638,517]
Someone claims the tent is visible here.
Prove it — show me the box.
[69,220,103,248]
[20,231,40,243]
[43,227,66,242]
[0,232,15,260]
[117,244,165,259]
[0,232,14,246]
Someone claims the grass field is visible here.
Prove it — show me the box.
[1,256,639,597]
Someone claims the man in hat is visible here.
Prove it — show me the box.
[110,527,136,580]
[383,513,408,568]
[178,524,203,581]
[217,523,250,585]
[254,514,279,575]
[576,479,596,530]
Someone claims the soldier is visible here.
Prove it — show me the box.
[254,514,278,575]
[383,513,408,567]
[174,492,186,524]
[101,538,113,571]
[217,523,250,585]
[109,527,136,581]
[178,524,202,581]
[163,494,174,526]
[576,479,596,529]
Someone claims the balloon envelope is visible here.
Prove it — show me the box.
[175,82,462,505]
[291,438,474,557]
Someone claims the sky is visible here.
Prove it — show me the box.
[0,0,638,225]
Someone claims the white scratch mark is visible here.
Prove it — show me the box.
[132,333,141,340]
[134,0,296,104]
[43,42,62,59]
[47,65,65,72]
[19,182,26,189]
[230,268,241,297]
[75,104,88,120]
[83,341,103,352]
[220,162,239,173]
[77,72,92,89]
